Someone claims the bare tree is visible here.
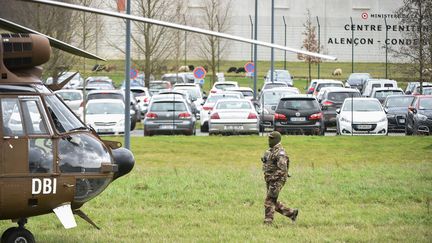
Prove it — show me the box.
[129,0,185,87]
[0,0,78,81]
[298,9,321,85]
[393,0,432,93]
[195,0,232,85]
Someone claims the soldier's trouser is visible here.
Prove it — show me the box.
[264,179,294,221]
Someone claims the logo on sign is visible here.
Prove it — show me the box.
[361,12,369,20]
[244,62,255,73]
[193,67,207,80]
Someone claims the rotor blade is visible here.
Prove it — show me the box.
[0,17,106,61]
[22,0,337,61]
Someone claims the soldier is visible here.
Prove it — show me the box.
[261,131,298,225]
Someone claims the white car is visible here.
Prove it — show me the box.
[85,99,126,134]
[336,98,388,135]
[54,90,84,118]
[209,81,239,94]
[173,84,205,116]
[208,99,259,135]
[225,87,255,101]
[200,92,244,132]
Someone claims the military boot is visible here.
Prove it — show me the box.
[288,209,299,222]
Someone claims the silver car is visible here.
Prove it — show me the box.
[144,97,196,136]
[208,99,259,135]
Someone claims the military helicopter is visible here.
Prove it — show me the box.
[0,25,135,243]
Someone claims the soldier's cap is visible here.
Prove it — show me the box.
[269,131,281,138]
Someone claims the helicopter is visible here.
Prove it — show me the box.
[0,29,135,242]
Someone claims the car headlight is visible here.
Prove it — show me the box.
[340,116,351,123]
[118,119,125,126]
[377,117,387,123]
[417,114,428,121]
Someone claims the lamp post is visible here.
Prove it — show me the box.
[283,16,287,70]
[270,0,275,82]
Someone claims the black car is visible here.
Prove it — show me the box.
[347,73,371,91]
[405,95,432,135]
[318,87,360,129]
[273,95,324,135]
[383,95,414,132]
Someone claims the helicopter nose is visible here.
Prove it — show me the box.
[112,148,135,180]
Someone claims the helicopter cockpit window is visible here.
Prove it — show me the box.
[44,95,84,133]
[1,98,24,137]
[29,138,53,173]
[58,133,112,173]
[21,100,49,135]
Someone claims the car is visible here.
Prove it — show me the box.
[200,92,244,132]
[362,79,398,97]
[273,95,324,135]
[161,72,194,85]
[120,73,155,88]
[316,87,361,129]
[370,87,404,104]
[412,84,432,95]
[85,81,115,90]
[405,82,432,94]
[143,97,196,136]
[149,80,172,95]
[312,80,344,96]
[383,95,415,132]
[347,73,371,91]
[336,98,388,135]
[86,90,139,130]
[125,87,151,117]
[264,69,293,86]
[260,81,289,92]
[256,87,300,132]
[85,76,113,85]
[208,99,259,135]
[85,99,126,135]
[405,95,432,135]
[54,89,84,118]
[173,84,205,116]
[209,81,239,94]
[225,87,255,101]
[158,90,198,116]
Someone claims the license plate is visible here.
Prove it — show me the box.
[98,128,113,133]
[398,119,405,123]
[290,117,306,122]
[224,125,243,130]
[160,125,175,129]
[357,124,372,129]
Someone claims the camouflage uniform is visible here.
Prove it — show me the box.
[262,132,298,224]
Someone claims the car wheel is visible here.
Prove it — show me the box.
[130,119,137,131]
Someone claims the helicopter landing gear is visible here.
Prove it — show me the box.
[1,218,35,243]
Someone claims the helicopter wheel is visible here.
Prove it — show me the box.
[1,227,34,243]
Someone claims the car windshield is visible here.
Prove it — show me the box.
[348,74,370,84]
[386,96,414,107]
[262,91,291,105]
[264,83,287,89]
[343,100,382,111]
[374,90,403,98]
[87,102,124,115]
[275,71,291,79]
[327,92,360,101]
[317,83,342,92]
[421,88,432,95]
[87,83,115,89]
[216,101,251,110]
[57,92,82,101]
[174,88,201,99]
[88,93,123,101]
[162,76,183,83]
[207,94,239,103]
[45,95,85,133]
[215,83,236,90]
[279,99,318,110]
[150,101,187,111]
[419,98,432,110]
[240,90,254,97]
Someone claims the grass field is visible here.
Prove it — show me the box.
[2,136,431,242]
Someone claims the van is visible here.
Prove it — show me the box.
[362,79,398,97]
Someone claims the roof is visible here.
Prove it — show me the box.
[280,94,315,100]
[320,87,359,93]
[315,80,343,84]
[372,87,403,92]
[86,99,124,104]
[225,87,253,91]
